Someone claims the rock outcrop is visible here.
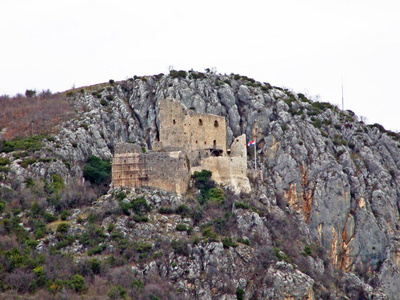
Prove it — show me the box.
[1,70,400,299]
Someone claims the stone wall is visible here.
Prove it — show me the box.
[158,98,227,153]
[112,151,191,195]
[191,134,251,193]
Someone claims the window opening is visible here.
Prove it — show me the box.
[214,120,219,127]
[199,119,203,126]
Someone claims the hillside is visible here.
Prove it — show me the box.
[1,70,400,299]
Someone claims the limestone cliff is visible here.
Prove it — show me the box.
[1,70,400,299]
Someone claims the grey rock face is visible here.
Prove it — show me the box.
[2,72,400,298]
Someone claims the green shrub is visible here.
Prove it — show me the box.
[159,206,174,214]
[135,241,152,253]
[0,200,5,213]
[106,95,114,101]
[60,210,71,221]
[56,222,69,233]
[302,245,312,256]
[175,204,190,215]
[19,157,37,168]
[0,157,10,166]
[31,201,44,218]
[202,227,218,242]
[1,135,43,153]
[115,191,126,201]
[109,79,115,84]
[133,214,149,223]
[44,212,58,223]
[176,224,188,231]
[235,201,250,209]
[222,237,238,249]
[25,89,37,98]
[0,166,10,173]
[169,70,187,79]
[68,274,86,293]
[83,155,111,185]
[47,173,64,193]
[131,197,151,215]
[100,99,108,106]
[131,279,144,292]
[171,239,189,256]
[88,244,106,256]
[237,237,250,246]
[193,170,212,183]
[107,285,127,299]
[26,177,35,187]
[236,288,245,300]
[89,258,101,274]
[206,187,224,205]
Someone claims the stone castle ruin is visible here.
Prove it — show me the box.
[112,98,251,195]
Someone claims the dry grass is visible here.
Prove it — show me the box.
[0,92,75,140]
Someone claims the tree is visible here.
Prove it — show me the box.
[25,89,36,98]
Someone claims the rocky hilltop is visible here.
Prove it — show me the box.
[1,70,400,299]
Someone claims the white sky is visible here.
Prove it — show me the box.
[1,0,399,131]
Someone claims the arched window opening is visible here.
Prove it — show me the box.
[173,119,176,125]
[213,140,217,149]
[199,119,203,126]
[204,141,207,145]
[214,120,219,127]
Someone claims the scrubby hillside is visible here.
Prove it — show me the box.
[1,70,400,299]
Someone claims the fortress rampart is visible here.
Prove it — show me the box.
[112,98,251,195]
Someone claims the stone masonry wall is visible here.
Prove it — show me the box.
[158,98,227,153]
[112,151,191,195]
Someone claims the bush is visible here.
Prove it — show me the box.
[171,239,189,256]
[1,135,43,153]
[19,157,37,168]
[302,245,312,256]
[237,237,250,246]
[133,214,149,223]
[68,274,86,293]
[222,237,238,249]
[159,206,174,214]
[236,288,245,300]
[175,204,190,215]
[169,70,187,79]
[83,155,111,186]
[202,227,218,242]
[44,212,58,223]
[60,210,71,221]
[107,285,127,299]
[0,157,10,166]
[135,242,152,253]
[176,224,187,232]
[235,201,250,209]
[56,223,69,233]
[206,187,224,206]
[25,89,37,98]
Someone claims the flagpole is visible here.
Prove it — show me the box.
[254,142,256,170]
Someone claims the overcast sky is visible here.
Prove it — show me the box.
[1,0,399,131]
